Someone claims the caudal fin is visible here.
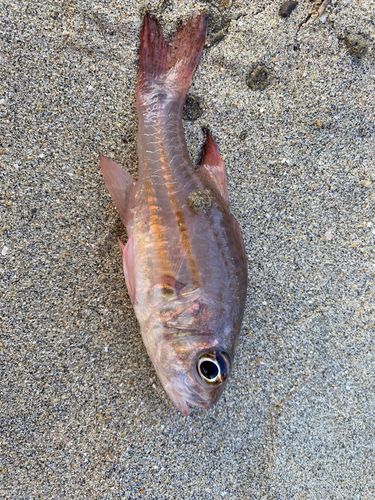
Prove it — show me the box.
[138,14,168,86]
[137,12,207,99]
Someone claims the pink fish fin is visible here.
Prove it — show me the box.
[137,13,206,99]
[169,216,199,284]
[196,130,229,204]
[231,216,247,262]
[118,235,136,305]
[99,153,136,224]
[166,13,207,96]
[168,242,189,283]
[151,245,188,294]
[151,219,198,294]
[137,13,168,94]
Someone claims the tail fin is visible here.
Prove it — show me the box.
[166,14,207,95]
[138,14,168,87]
[137,13,207,99]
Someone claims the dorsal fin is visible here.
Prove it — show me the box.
[99,153,136,224]
[196,130,228,204]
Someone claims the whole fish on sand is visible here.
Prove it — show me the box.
[100,13,247,416]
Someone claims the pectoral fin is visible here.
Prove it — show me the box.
[196,130,228,204]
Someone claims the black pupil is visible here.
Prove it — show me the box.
[200,360,219,380]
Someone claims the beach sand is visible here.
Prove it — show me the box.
[1,0,374,498]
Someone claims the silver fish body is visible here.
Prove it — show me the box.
[100,13,247,415]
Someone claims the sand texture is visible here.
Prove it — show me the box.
[1,0,375,498]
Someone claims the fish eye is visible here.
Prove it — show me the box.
[197,352,230,384]
[198,358,220,382]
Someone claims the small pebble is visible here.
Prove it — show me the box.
[363,180,372,187]
[246,65,270,91]
[183,95,203,121]
[279,1,298,18]
[188,190,211,213]
[1,246,9,256]
[325,232,332,241]
[344,35,368,58]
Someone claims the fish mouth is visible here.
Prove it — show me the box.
[176,398,191,417]
[172,395,213,417]
[165,381,217,416]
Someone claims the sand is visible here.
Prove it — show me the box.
[1,0,374,498]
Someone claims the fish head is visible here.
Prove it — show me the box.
[171,350,232,417]
[154,340,232,417]
[144,294,236,416]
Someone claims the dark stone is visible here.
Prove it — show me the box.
[344,35,368,58]
[246,65,270,91]
[239,130,248,140]
[206,30,227,47]
[205,0,233,11]
[156,0,173,14]
[207,11,230,34]
[205,10,231,47]
[279,1,298,18]
[188,190,212,213]
[183,95,203,121]
[121,130,135,144]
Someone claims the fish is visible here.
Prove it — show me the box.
[100,12,247,416]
